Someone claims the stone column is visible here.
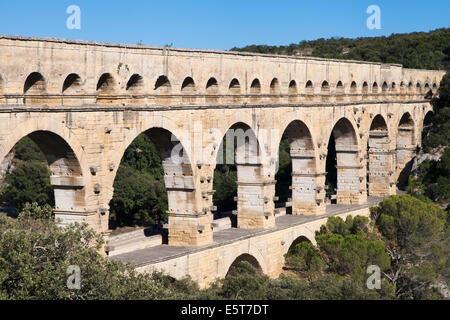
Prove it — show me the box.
[236,162,276,229]
[165,160,213,247]
[335,145,366,205]
[290,148,325,215]
[367,130,396,196]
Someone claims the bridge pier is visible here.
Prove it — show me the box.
[236,163,276,229]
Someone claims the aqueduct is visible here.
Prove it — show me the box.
[0,35,445,287]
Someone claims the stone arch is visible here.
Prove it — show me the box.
[96,73,117,105]
[422,110,434,141]
[408,81,414,95]
[225,253,264,277]
[126,74,144,92]
[321,81,330,102]
[96,73,116,93]
[0,122,90,224]
[277,120,323,215]
[205,77,219,103]
[362,81,369,99]
[372,82,379,94]
[416,82,422,94]
[181,77,196,103]
[391,82,397,94]
[367,115,394,196]
[250,78,261,102]
[154,75,172,104]
[288,80,297,102]
[62,73,83,94]
[110,123,199,245]
[270,78,280,101]
[154,75,171,92]
[229,78,241,103]
[326,118,363,205]
[181,77,195,92]
[336,81,344,101]
[424,83,432,99]
[382,81,388,95]
[229,78,241,94]
[286,235,312,254]
[396,112,415,187]
[213,121,271,229]
[24,72,46,106]
[305,80,314,100]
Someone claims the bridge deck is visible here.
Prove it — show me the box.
[110,197,382,268]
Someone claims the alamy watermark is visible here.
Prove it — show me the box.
[66,5,81,30]
[66,265,81,290]
[366,265,381,290]
[366,5,381,30]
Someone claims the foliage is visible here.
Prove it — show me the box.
[232,28,450,70]
[213,164,237,212]
[109,134,167,227]
[109,166,167,227]
[0,160,54,211]
[371,195,448,299]
[0,206,189,300]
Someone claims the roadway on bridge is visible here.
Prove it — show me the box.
[110,197,382,268]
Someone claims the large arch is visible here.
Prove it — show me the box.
[213,121,273,229]
[276,120,323,215]
[396,112,415,187]
[225,253,264,277]
[326,118,364,205]
[422,111,434,141]
[367,115,395,196]
[0,123,89,226]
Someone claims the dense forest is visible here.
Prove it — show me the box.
[232,28,450,70]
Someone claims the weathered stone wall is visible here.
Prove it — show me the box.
[136,207,370,288]
[0,35,445,247]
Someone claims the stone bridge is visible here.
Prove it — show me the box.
[0,35,445,285]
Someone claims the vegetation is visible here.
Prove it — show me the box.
[232,28,450,70]
[407,72,450,204]
[109,134,167,228]
[1,195,446,300]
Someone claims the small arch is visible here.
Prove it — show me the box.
[372,82,379,94]
[250,78,261,94]
[287,236,312,254]
[154,75,171,92]
[24,72,46,94]
[226,254,263,277]
[181,77,195,92]
[336,81,344,90]
[206,77,218,93]
[350,81,357,93]
[0,74,3,94]
[96,73,116,93]
[62,73,82,94]
[408,81,414,94]
[362,81,369,94]
[416,82,422,94]
[382,82,388,94]
[229,78,241,94]
[126,74,144,92]
[288,80,297,102]
[370,114,388,131]
[321,80,329,92]
[391,82,397,92]
[305,80,313,89]
[270,78,280,94]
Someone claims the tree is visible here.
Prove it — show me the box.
[372,195,448,299]
[0,205,191,300]
[0,160,54,211]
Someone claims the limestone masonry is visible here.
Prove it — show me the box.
[0,35,445,286]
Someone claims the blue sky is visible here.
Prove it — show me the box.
[0,0,448,50]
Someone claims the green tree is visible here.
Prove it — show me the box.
[0,161,54,211]
[372,195,448,299]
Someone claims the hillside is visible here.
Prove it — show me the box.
[231,28,450,70]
